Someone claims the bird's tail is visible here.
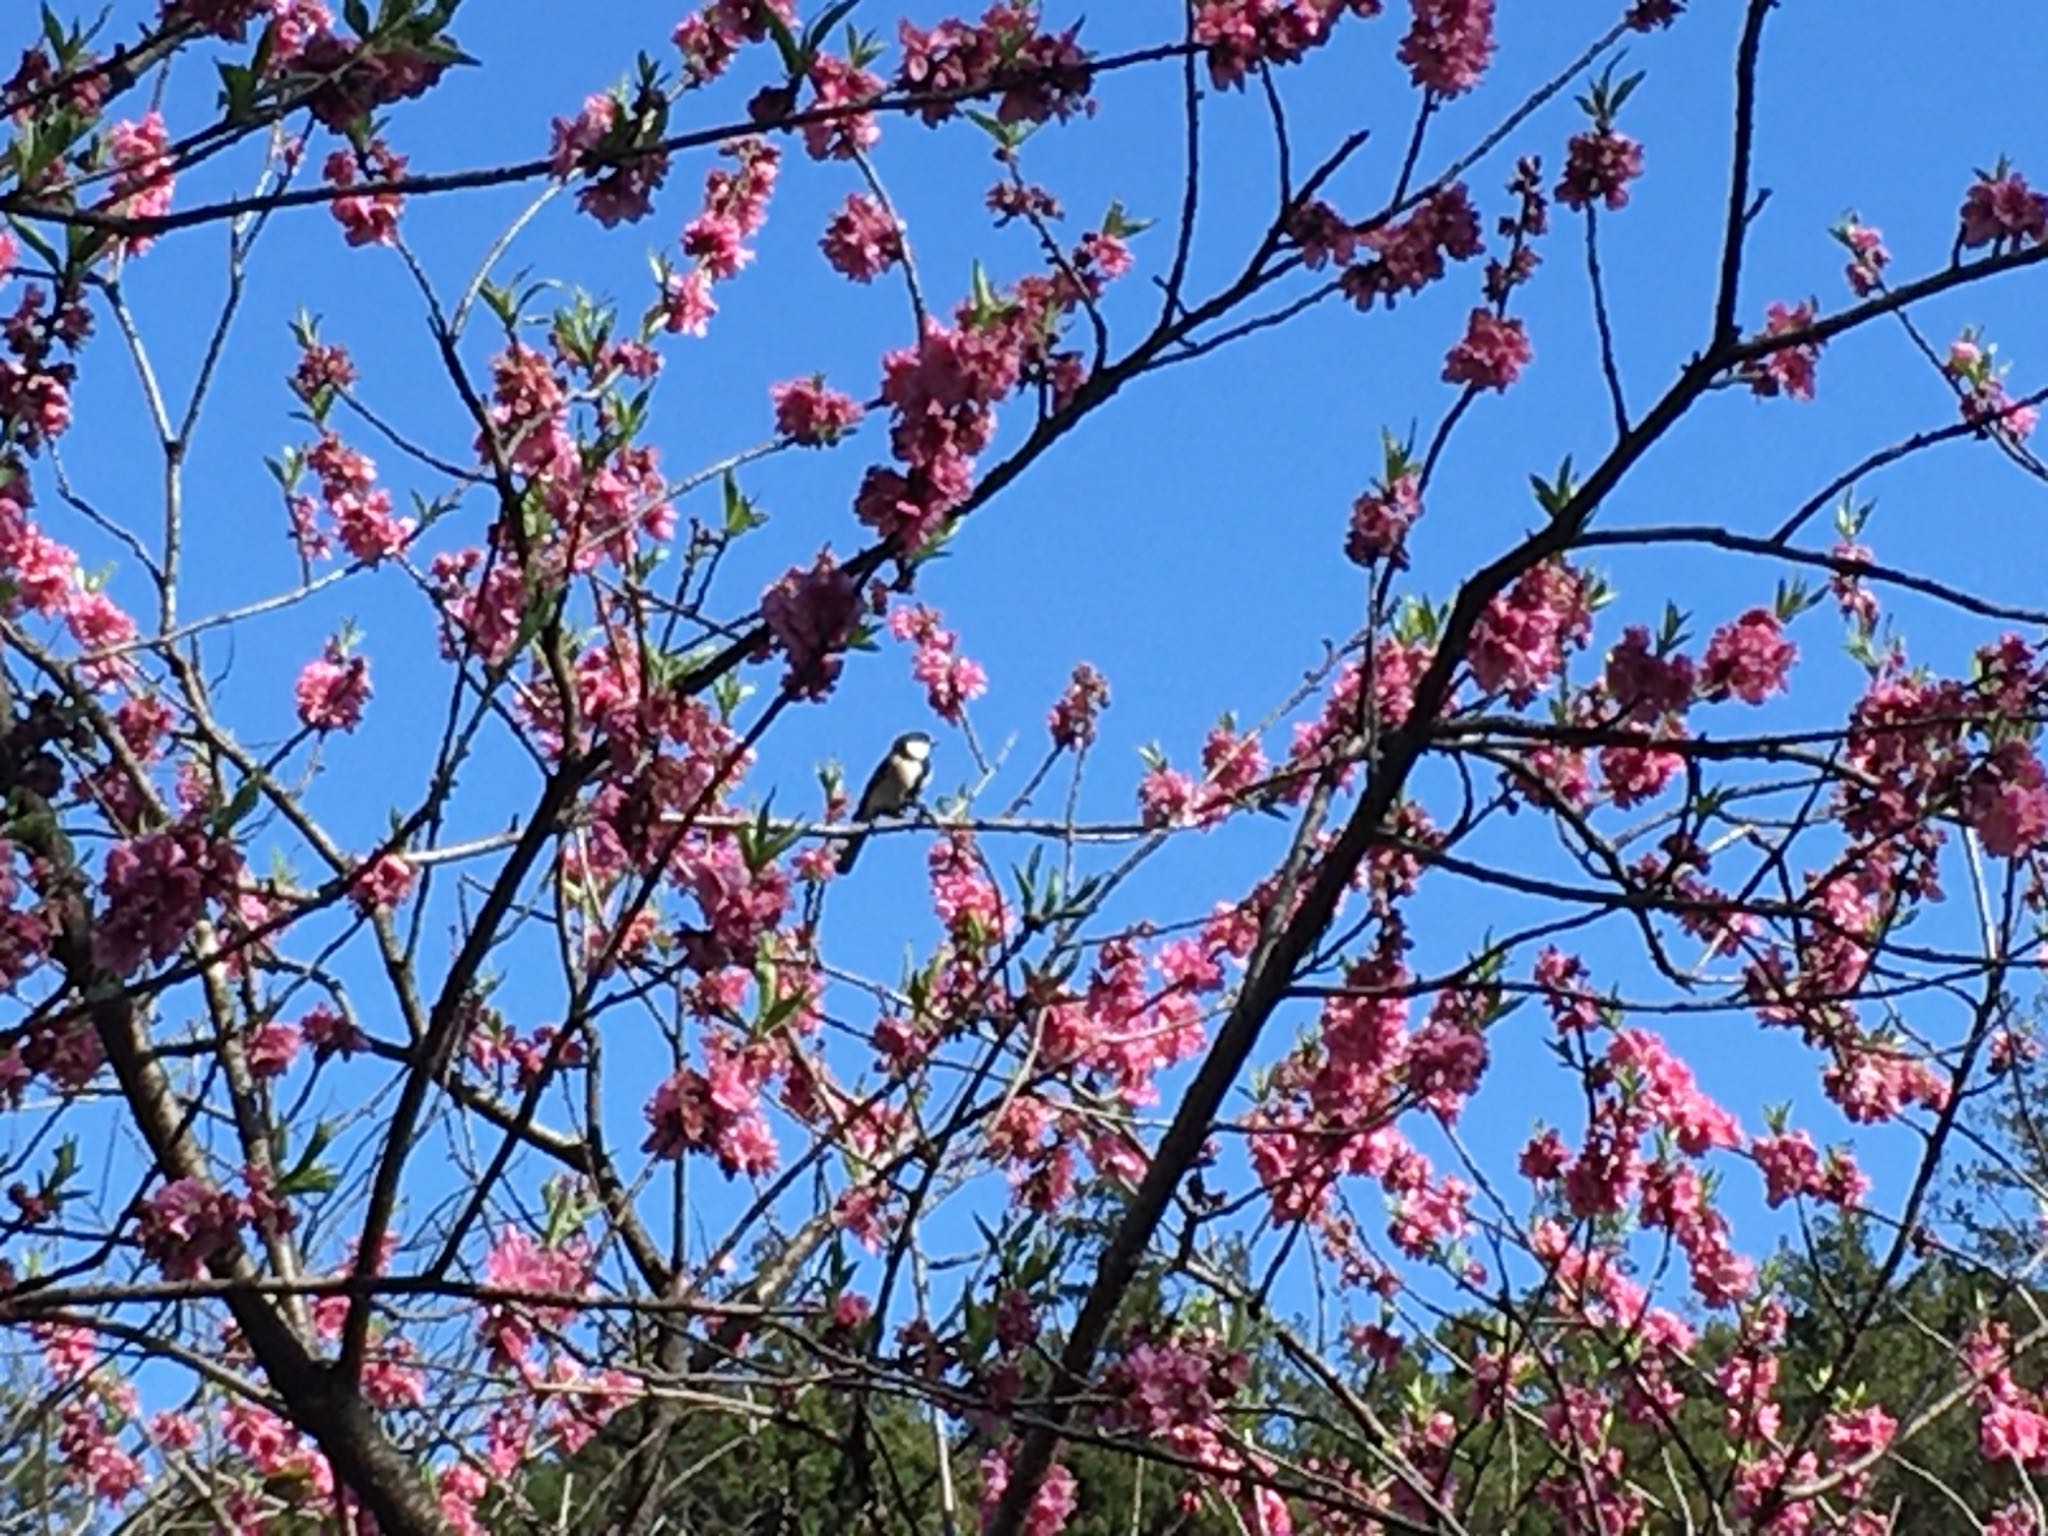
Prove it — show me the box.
[835,830,869,875]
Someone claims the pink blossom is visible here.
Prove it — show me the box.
[1346,470,1421,565]
[479,1225,592,1363]
[660,266,718,336]
[1747,299,1821,400]
[1966,740,2048,857]
[64,590,138,685]
[0,497,78,616]
[771,376,865,446]
[1982,1398,2048,1465]
[1556,129,1643,211]
[138,1177,244,1278]
[292,339,356,403]
[821,192,905,282]
[803,53,883,160]
[1469,561,1592,705]
[1626,0,1683,26]
[979,1443,1078,1536]
[1191,0,1382,90]
[1835,217,1889,295]
[97,827,240,976]
[642,1044,778,1177]
[897,7,1094,128]
[350,851,415,912]
[550,89,668,226]
[108,111,175,254]
[1138,765,1201,828]
[245,1019,302,1079]
[1945,331,2039,440]
[1604,626,1696,720]
[1751,1130,1821,1207]
[1048,662,1110,748]
[1961,167,2048,249]
[1600,737,1682,807]
[762,549,862,700]
[549,92,615,176]
[1700,608,1796,704]
[1342,184,1482,307]
[294,641,372,732]
[323,140,407,247]
[930,830,1008,943]
[332,487,415,563]
[1442,308,1531,391]
[1400,0,1495,96]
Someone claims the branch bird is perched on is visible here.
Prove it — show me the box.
[836,731,933,874]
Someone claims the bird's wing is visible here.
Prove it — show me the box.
[852,755,898,820]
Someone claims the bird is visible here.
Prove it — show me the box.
[836,731,933,874]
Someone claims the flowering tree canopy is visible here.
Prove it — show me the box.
[7,1,2048,1533]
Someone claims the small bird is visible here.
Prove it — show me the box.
[837,731,933,874]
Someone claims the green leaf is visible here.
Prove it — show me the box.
[722,469,766,534]
[217,776,263,833]
[805,0,865,56]
[762,6,804,73]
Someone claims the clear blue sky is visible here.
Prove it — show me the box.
[45,0,2048,1343]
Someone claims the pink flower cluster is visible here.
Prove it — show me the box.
[297,22,448,130]
[1961,166,2048,249]
[1399,0,1495,96]
[770,375,865,446]
[0,493,82,624]
[1964,740,2048,858]
[979,1442,1078,1536]
[1442,306,1531,391]
[642,1036,778,1176]
[897,5,1094,128]
[821,192,905,283]
[664,138,780,337]
[857,316,1015,550]
[1700,607,1796,704]
[803,51,884,160]
[1047,661,1111,748]
[761,548,862,699]
[1945,331,2039,440]
[929,829,1008,949]
[479,1225,594,1364]
[1746,299,1821,400]
[96,825,241,976]
[1346,464,1421,566]
[1834,217,1890,295]
[291,336,357,406]
[294,639,372,732]
[350,849,415,912]
[672,0,798,82]
[1556,127,1643,212]
[107,111,174,254]
[1191,0,1383,91]
[1971,1322,2048,1472]
[555,89,672,226]
[1338,184,1483,309]
[298,429,415,563]
[1559,1030,1752,1307]
[1468,560,1592,705]
[890,604,989,723]
[1015,933,1215,1123]
[136,1176,246,1279]
[323,139,407,247]
[1750,1129,1868,1208]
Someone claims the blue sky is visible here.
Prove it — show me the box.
[38,0,2048,1355]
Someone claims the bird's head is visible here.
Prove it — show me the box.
[893,731,935,762]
